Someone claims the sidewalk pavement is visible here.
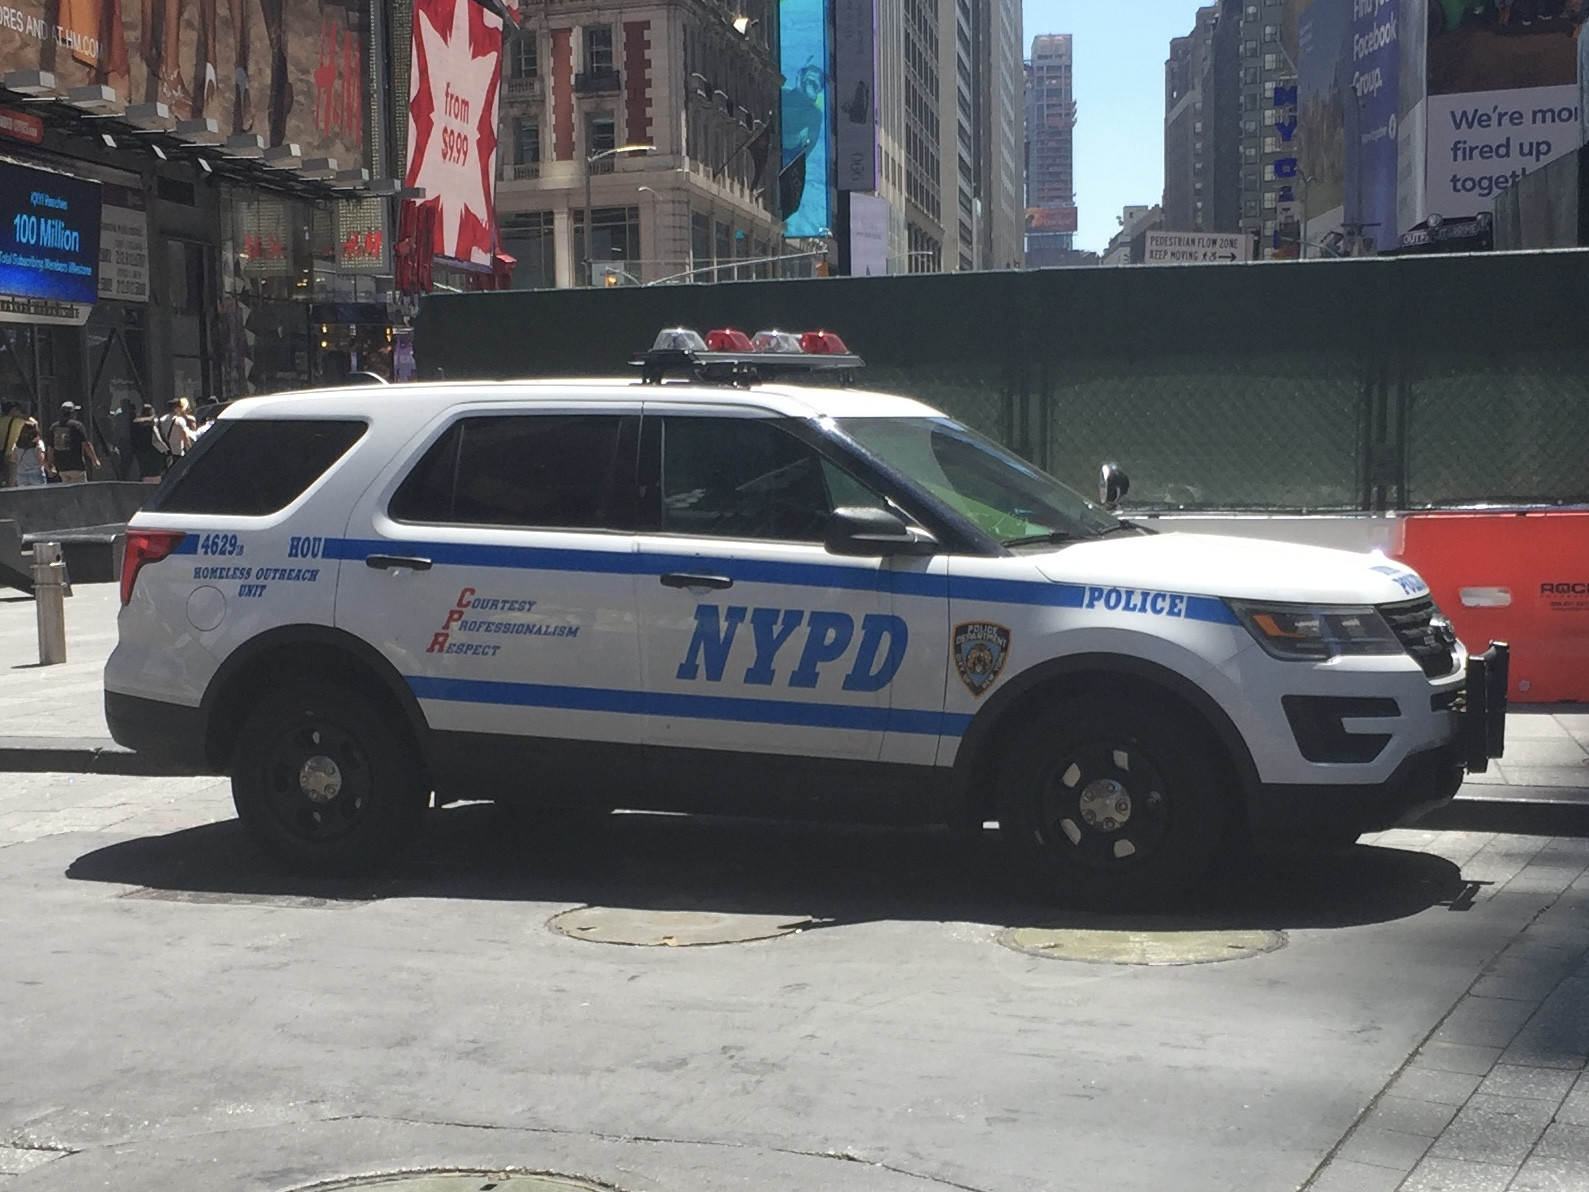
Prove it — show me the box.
[3,583,1587,831]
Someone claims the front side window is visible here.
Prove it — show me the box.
[390,413,633,530]
[836,416,1119,545]
[659,417,885,542]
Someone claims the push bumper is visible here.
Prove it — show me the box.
[1248,641,1509,849]
[1462,642,1509,774]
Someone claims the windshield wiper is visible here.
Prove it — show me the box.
[1093,521,1152,537]
[1000,529,1082,548]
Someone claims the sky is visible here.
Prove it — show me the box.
[1018,1,1211,253]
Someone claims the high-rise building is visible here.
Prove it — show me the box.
[1164,6,1220,233]
[1024,34,1078,266]
[1234,0,1296,259]
[875,0,1024,272]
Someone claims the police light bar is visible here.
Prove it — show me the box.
[633,327,863,386]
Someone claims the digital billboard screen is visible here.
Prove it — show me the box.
[0,159,100,308]
[779,0,833,238]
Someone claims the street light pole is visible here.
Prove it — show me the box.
[583,142,653,286]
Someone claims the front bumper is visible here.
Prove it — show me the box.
[1248,640,1509,848]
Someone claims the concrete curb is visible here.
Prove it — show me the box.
[1,737,1585,836]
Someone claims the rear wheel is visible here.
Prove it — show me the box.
[997,697,1231,908]
[230,684,428,875]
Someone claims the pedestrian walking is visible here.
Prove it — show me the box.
[46,401,100,483]
[107,398,138,480]
[152,399,194,468]
[8,423,48,487]
[1,400,34,487]
[131,404,165,482]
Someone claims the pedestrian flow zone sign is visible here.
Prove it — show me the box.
[1144,231,1252,265]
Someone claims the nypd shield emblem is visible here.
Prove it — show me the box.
[953,622,1011,698]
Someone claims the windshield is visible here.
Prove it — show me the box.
[835,416,1121,545]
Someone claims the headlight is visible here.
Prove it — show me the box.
[1227,600,1403,661]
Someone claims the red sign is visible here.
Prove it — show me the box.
[0,107,43,145]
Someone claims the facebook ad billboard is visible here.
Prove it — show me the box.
[1347,0,1401,251]
[0,159,100,321]
[779,0,833,237]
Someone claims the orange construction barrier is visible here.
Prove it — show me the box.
[1396,511,1589,704]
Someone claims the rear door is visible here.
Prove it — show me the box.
[334,401,644,781]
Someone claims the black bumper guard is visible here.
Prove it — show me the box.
[1463,642,1510,774]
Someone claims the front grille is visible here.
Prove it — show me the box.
[1381,597,1459,679]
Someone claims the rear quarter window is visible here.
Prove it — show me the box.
[145,419,367,516]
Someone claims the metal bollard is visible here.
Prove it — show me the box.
[32,541,66,666]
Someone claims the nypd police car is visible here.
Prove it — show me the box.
[103,346,1506,903]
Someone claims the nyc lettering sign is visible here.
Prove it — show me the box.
[677,604,907,692]
[1271,83,1300,252]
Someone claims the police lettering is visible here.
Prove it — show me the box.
[676,604,908,691]
[1083,586,1189,618]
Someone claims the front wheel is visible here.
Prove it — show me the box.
[231,684,429,875]
[997,698,1232,908]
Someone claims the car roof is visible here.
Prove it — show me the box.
[216,380,944,422]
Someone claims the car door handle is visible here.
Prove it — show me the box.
[365,554,433,572]
[660,572,733,590]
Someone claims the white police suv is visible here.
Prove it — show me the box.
[104,344,1507,902]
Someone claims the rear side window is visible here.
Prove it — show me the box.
[389,413,636,529]
[147,419,366,516]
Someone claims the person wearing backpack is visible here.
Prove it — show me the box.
[152,398,194,470]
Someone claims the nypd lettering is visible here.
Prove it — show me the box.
[426,586,578,656]
[1084,586,1191,617]
[676,604,908,692]
[1371,564,1430,597]
[954,622,1010,697]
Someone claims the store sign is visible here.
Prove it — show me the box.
[98,183,147,302]
[0,158,99,323]
[237,196,292,278]
[0,107,42,144]
[334,197,390,273]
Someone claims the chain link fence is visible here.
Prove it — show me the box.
[416,251,1589,512]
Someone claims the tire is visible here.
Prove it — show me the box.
[996,697,1232,908]
[230,683,429,875]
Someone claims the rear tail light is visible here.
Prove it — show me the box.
[705,327,754,352]
[799,330,849,354]
[121,530,186,606]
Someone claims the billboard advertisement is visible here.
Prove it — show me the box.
[832,0,875,192]
[405,0,504,267]
[848,191,887,274]
[0,158,100,324]
[779,0,832,237]
[0,0,367,158]
[1424,0,1580,224]
[1025,206,1078,234]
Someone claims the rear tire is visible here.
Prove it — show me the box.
[230,684,428,875]
[997,697,1231,908]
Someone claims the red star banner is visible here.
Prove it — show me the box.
[405,0,504,268]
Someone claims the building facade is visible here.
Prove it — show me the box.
[491,0,785,288]
[1163,5,1219,233]
[1023,33,1077,267]
[0,0,412,482]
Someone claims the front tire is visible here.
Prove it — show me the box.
[230,684,429,875]
[997,697,1231,908]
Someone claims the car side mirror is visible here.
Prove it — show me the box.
[824,506,938,557]
[1099,461,1130,510]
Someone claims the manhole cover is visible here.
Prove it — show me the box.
[294,1172,618,1191]
[549,906,812,946]
[998,925,1285,965]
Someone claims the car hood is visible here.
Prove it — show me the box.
[1031,531,1431,606]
